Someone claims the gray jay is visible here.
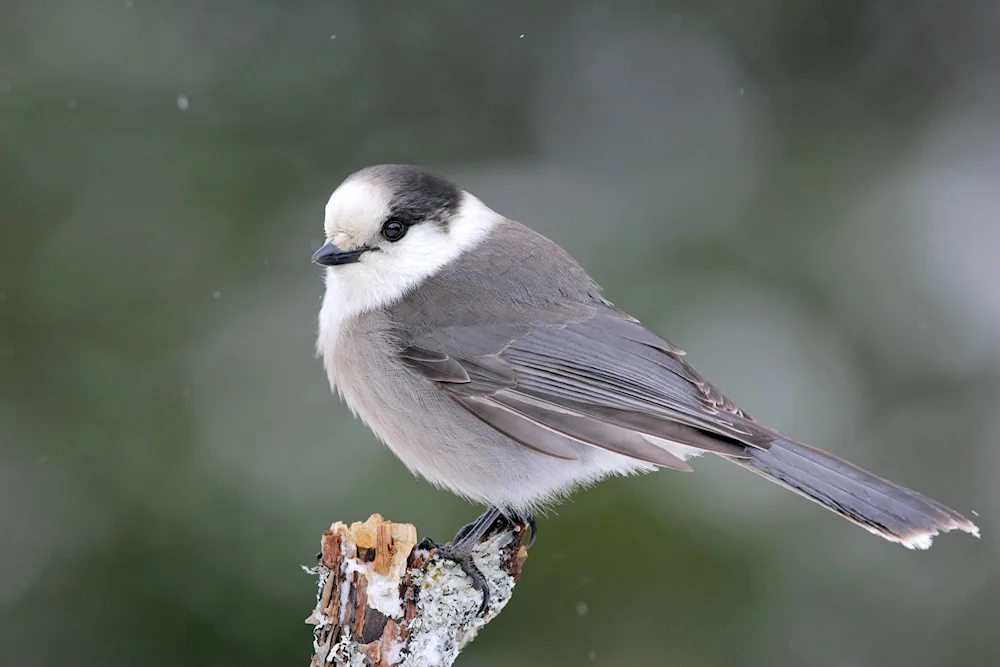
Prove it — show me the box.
[313,164,978,609]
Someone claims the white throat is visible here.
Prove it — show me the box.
[316,192,502,368]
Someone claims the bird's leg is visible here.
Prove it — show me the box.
[449,509,507,545]
[446,517,481,547]
[416,506,509,551]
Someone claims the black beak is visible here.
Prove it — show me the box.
[311,243,372,266]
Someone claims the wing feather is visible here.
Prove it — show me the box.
[449,394,581,460]
[398,305,769,465]
[400,348,470,383]
[490,391,693,469]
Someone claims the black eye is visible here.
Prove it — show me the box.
[381,220,407,242]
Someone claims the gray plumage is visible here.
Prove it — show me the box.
[316,164,979,549]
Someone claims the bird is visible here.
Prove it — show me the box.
[313,164,979,611]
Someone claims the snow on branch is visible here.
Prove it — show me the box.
[306,514,529,667]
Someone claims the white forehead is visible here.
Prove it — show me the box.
[324,179,390,239]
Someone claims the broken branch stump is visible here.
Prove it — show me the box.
[306,514,529,667]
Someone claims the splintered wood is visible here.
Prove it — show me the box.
[307,513,528,667]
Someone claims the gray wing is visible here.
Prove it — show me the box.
[398,305,775,469]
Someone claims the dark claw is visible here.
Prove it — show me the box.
[525,515,538,549]
[433,544,491,615]
[417,536,441,551]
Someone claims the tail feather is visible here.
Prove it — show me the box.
[733,437,980,549]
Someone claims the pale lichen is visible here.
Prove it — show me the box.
[399,531,518,666]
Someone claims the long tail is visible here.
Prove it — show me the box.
[732,437,980,549]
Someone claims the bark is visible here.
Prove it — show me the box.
[306,514,529,666]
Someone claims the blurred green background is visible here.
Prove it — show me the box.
[2,1,998,665]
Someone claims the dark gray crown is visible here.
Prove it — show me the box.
[348,164,463,228]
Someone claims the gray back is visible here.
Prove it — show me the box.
[386,218,603,340]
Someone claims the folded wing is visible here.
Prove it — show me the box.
[399,307,775,468]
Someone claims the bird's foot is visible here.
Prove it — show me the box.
[433,542,492,615]
[417,531,493,615]
[416,506,538,615]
